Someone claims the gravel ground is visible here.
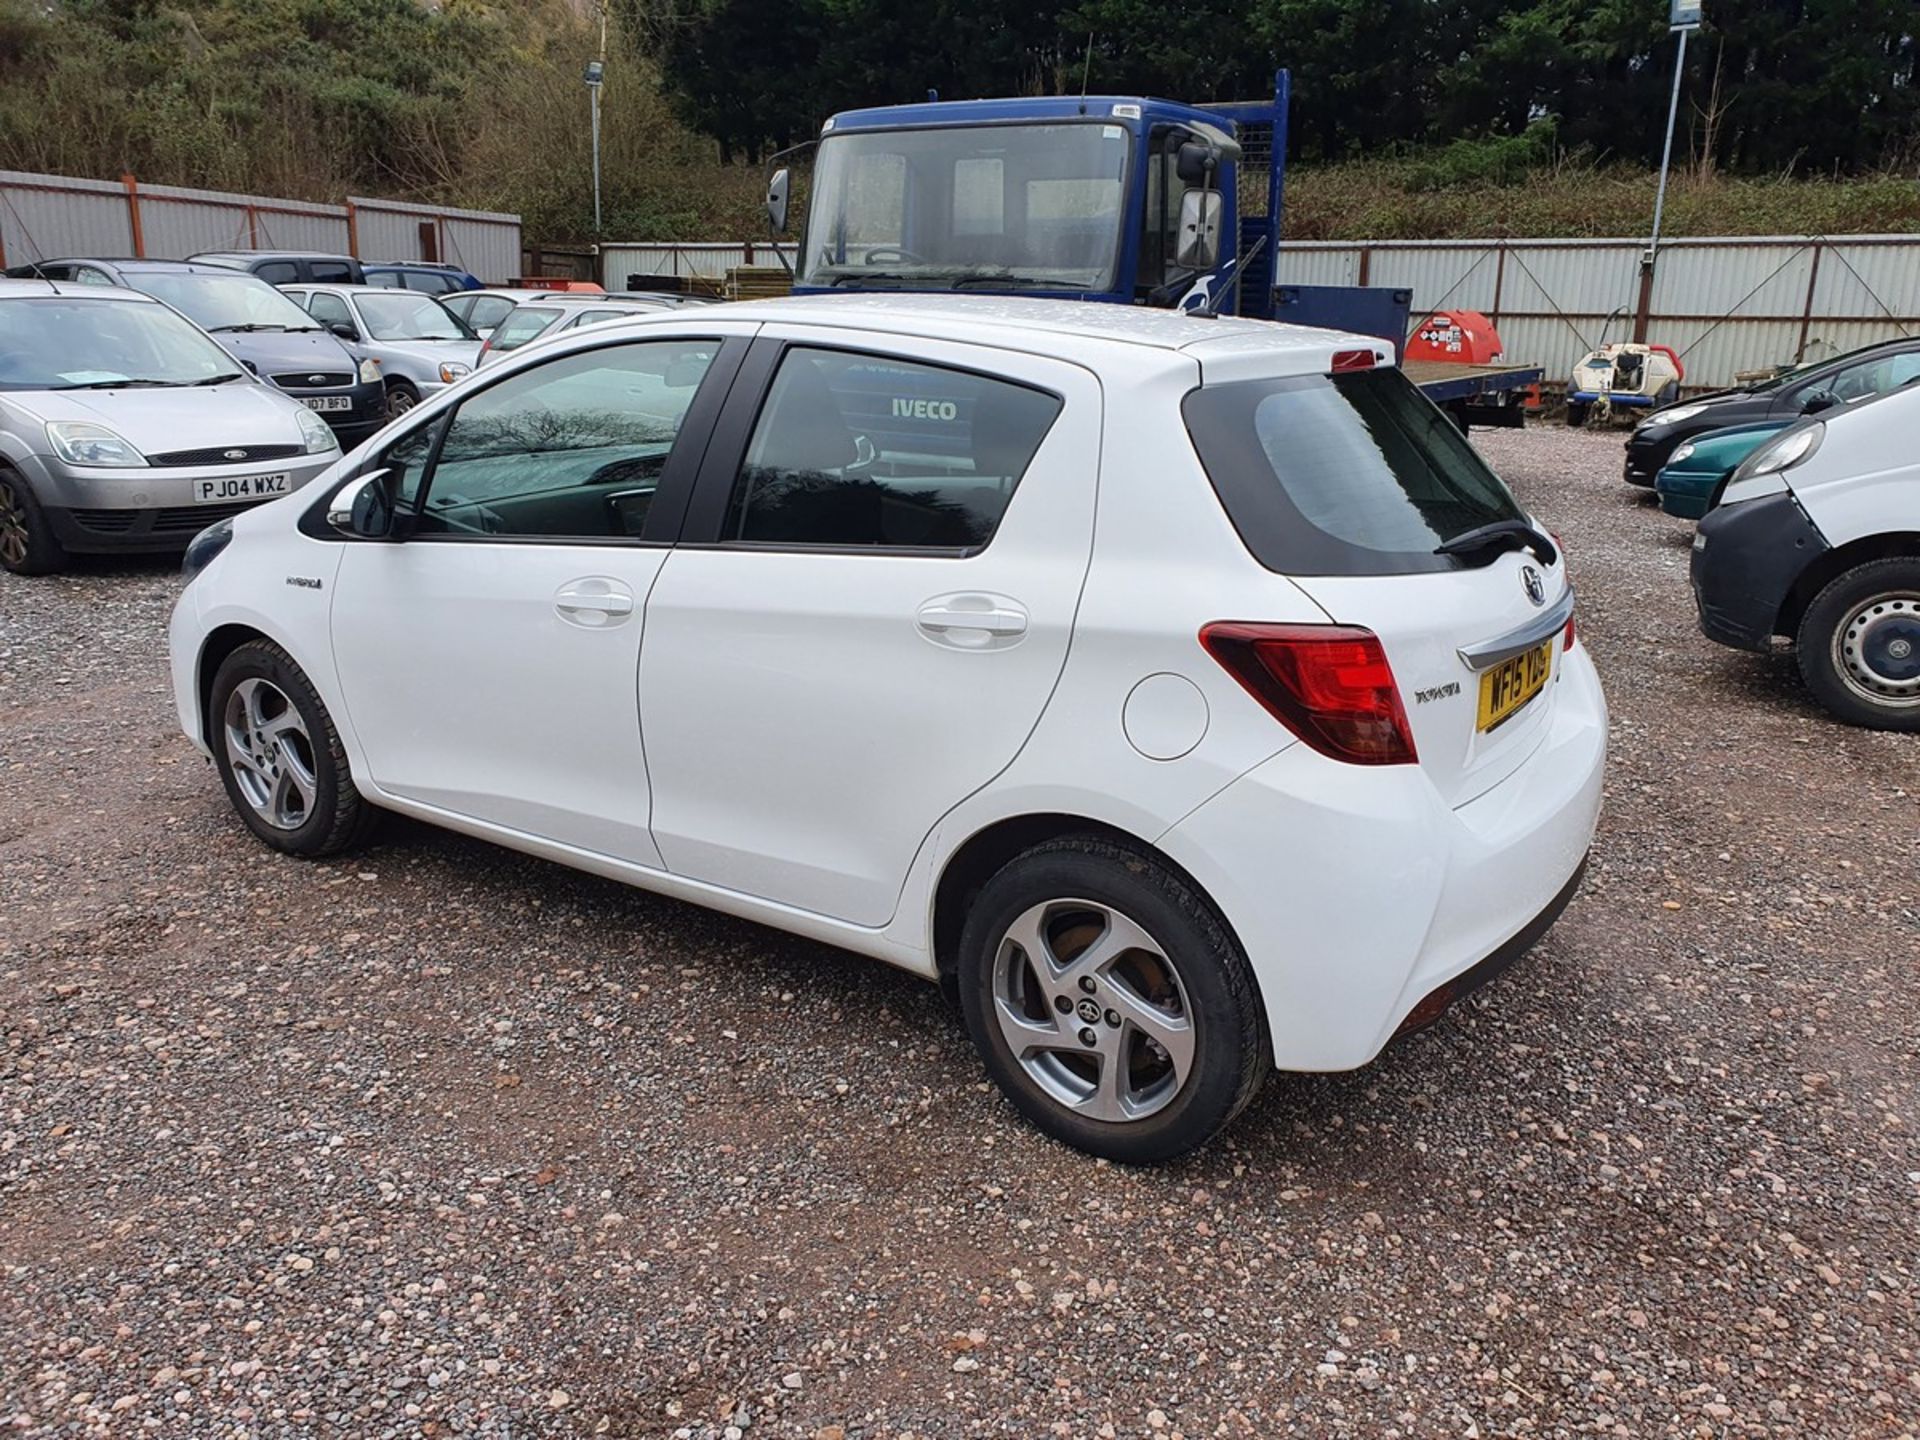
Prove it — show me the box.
[2,423,1917,1440]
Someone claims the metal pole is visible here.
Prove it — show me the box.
[587,81,602,235]
[1650,25,1688,260]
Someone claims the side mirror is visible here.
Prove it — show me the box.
[1800,389,1838,414]
[328,320,359,342]
[765,167,791,235]
[326,468,395,538]
[1175,189,1224,272]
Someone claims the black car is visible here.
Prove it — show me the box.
[1623,338,1920,486]
[187,250,366,286]
[4,258,387,447]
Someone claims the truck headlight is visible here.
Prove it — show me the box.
[46,421,146,467]
[294,404,339,453]
[357,357,382,385]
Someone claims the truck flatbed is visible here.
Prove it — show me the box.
[1404,360,1544,405]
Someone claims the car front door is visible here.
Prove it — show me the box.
[639,330,1101,926]
[327,326,752,863]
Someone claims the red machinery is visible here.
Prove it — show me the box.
[1405,310,1541,411]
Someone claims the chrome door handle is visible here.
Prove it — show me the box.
[556,588,635,616]
[916,602,1027,636]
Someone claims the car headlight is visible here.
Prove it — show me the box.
[1642,403,1707,429]
[294,404,340,454]
[181,517,234,580]
[1735,421,1823,481]
[45,421,146,467]
[1669,441,1696,464]
[438,361,471,384]
[357,357,382,385]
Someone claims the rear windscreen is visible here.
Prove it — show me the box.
[1182,367,1526,576]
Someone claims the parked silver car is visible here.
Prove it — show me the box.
[474,294,691,368]
[0,280,340,575]
[281,284,484,419]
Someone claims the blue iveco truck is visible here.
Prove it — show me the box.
[766,72,1541,427]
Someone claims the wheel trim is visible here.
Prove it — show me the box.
[991,899,1195,1123]
[0,481,29,567]
[222,678,318,830]
[388,388,418,416]
[1833,591,1920,708]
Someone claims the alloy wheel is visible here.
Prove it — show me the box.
[991,899,1195,1122]
[0,481,29,569]
[222,677,319,830]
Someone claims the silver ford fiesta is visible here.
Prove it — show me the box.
[0,279,342,576]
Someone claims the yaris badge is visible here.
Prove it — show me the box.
[1521,565,1546,606]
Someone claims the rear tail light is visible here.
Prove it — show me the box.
[1563,613,1577,650]
[1331,349,1377,372]
[1200,622,1418,766]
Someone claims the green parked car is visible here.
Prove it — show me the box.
[1654,419,1791,519]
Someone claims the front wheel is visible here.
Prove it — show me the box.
[0,467,67,576]
[385,381,421,420]
[209,639,377,854]
[956,837,1267,1164]
[1565,402,1590,428]
[1795,558,1920,731]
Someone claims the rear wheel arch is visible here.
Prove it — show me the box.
[1778,532,1920,639]
[930,812,1250,988]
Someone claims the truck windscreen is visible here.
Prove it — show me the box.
[799,123,1130,294]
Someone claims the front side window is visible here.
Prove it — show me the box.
[73,266,117,287]
[254,261,299,285]
[723,347,1062,550]
[305,292,354,333]
[467,296,516,331]
[413,339,717,539]
[485,305,562,354]
[799,123,1130,293]
[1183,367,1527,577]
[1818,350,1920,403]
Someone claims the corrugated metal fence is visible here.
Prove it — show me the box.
[1276,235,1920,392]
[0,170,522,283]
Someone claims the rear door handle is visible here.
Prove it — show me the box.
[916,594,1029,639]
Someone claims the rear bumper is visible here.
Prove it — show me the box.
[1690,491,1827,652]
[1157,647,1607,1072]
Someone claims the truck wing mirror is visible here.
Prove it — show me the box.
[765,168,791,235]
[1175,190,1224,272]
[1176,141,1216,186]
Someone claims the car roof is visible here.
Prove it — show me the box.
[190,250,359,263]
[366,261,465,271]
[8,257,235,275]
[0,277,159,302]
[291,282,450,297]
[707,294,1384,363]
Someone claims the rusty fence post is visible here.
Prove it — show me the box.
[1796,241,1825,362]
[122,173,145,257]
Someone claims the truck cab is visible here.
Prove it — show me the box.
[775,81,1289,317]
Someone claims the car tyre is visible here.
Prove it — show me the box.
[0,466,67,576]
[956,837,1267,1164]
[1795,557,1920,732]
[209,639,378,855]
[385,381,421,419]
[1565,402,1590,428]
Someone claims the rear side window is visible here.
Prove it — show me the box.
[253,261,298,285]
[488,305,561,352]
[1182,367,1526,576]
[311,261,355,283]
[724,347,1062,551]
[368,271,404,288]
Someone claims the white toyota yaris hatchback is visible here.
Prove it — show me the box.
[169,295,1607,1162]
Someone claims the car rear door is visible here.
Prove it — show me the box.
[638,329,1101,926]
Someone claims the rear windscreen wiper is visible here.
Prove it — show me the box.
[1435,519,1558,566]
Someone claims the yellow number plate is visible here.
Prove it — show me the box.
[1476,640,1553,732]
